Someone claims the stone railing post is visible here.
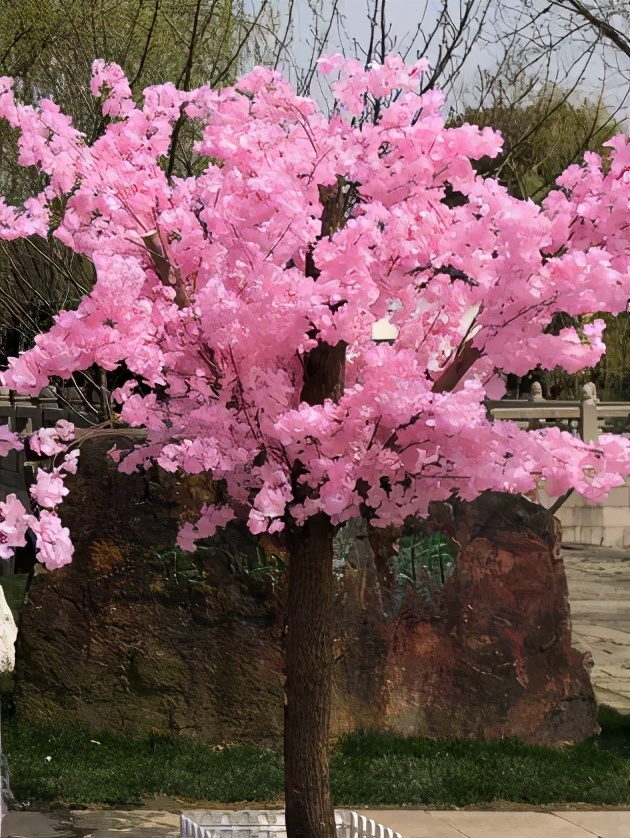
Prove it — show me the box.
[580,382,599,442]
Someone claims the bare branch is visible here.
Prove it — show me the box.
[553,0,630,60]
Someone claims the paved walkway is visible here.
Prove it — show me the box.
[361,809,630,837]
[2,809,180,838]
[3,808,630,838]
[563,544,630,716]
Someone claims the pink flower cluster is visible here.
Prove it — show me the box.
[0,55,630,556]
[0,422,76,568]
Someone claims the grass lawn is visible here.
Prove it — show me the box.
[3,720,629,809]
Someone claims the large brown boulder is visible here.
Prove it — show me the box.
[15,432,285,742]
[14,436,597,744]
[382,494,597,744]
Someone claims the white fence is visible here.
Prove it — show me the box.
[181,810,402,838]
[486,383,630,443]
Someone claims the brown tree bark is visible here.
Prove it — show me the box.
[283,183,347,838]
[284,512,336,838]
[284,339,344,838]
[432,339,481,393]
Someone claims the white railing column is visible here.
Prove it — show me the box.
[580,382,599,442]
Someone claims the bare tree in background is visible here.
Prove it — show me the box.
[491,1,630,109]
[533,1,630,63]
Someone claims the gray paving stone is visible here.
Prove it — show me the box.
[553,811,630,838]
[431,810,596,837]
[357,810,469,838]
[563,545,630,716]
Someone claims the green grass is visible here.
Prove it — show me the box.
[331,732,630,808]
[2,721,629,808]
[2,720,283,807]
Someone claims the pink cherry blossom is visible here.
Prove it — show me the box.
[30,470,69,509]
[0,494,29,559]
[0,425,21,457]
[28,510,73,569]
[177,505,235,552]
[0,55,629,556]
[28,421,75,457]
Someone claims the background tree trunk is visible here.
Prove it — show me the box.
[284,512,336,838]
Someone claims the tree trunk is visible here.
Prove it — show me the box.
[283,183,348,838]
[284,512,336,838]
[283,338,343,838]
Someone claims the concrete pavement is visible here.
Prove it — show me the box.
[3,809,630,838]
[563,544,630,717]
[2,809,181,838]
[361,809,630,838]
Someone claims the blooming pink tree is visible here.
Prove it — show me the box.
[2,54,630,837]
